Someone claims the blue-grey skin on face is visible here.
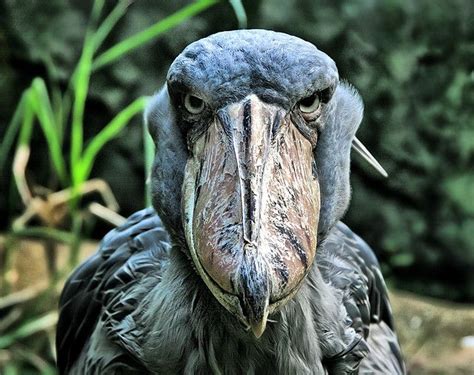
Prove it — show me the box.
[148,30,353,337]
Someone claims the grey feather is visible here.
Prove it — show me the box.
[58,209,405,374]
[316,83,364,238]
[145,88,187,242]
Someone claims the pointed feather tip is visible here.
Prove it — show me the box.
[352,137,388,178]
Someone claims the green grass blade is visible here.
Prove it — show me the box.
[90,0,106,28]
[92,0,132,54]
[60,91,72,140]
[229,0,247,28]
[70,0,109,182]
[63,0,129,111]
[0,311,58,349]
[30,79,68,184]
[14,347,57,375]
[0,92,27,176]
[31,79,56,128]
[92,0,219,71]
[17,90,34,147]
[70,41,94,183]
[51,86,64,143]
[78,96,147,182]
[10,227,75,243]
[12,95,35,205]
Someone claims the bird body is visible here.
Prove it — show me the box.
[58,208,403,374]
[57,30,405,374]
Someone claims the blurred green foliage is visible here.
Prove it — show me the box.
[0,0,473,305]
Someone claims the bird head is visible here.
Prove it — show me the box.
[146,30,385,338]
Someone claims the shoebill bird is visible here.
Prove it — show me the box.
[57,30,405,374]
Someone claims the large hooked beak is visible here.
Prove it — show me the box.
[182,95,320,338]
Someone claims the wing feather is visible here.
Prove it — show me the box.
[318,222,406,374]
[56,208,170,374]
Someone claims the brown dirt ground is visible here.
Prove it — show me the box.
[391,290,474,374]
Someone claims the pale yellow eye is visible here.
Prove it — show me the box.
[184,94,205,114]
[299,93,320,113]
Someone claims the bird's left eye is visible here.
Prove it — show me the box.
[299,93,320,113]
[184,94,205,114]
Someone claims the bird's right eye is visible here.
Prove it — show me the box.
[184,94,205,114]
[299,93,320,113]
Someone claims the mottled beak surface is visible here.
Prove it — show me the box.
[183,95,319,337]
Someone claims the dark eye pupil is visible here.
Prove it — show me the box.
[300,94,318,107]
[189,95,202,108]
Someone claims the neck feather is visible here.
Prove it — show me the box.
[128,243,360,373]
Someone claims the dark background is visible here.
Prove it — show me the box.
[1,0,473,302]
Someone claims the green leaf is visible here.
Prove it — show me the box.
[445,70,470,107]
[51,86,65,143]
[92,0,132,54]
[11,226,75,243]
[444,174,474,215]
[70,39,94,184]
[10,346,57,375]
[390,253,415,267]
[17,91,34,147]
[0,92,27,177]
[64,0,129,95]
[30,78,68,184]
[89,0,106,33]
[0,312,58,349]
[92,0,219,71]
[78,96,148,182]
[68,0,118,189]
